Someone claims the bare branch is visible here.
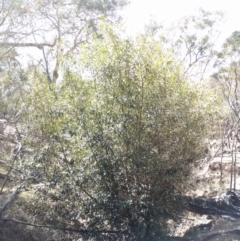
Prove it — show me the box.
[0,39,57,49]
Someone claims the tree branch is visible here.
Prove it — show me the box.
[0,183,23,215]
[0,39,57,49]
[0,218,127,234]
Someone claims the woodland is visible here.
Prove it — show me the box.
[1,1,240,240]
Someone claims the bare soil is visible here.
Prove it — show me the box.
[173,149,240,240]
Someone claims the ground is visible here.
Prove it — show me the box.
[172,143,240,240]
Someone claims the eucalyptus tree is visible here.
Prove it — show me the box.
[159,9,225,80]
[213,31,240,117]
[0,0,128,83]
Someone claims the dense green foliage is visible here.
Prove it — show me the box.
[0,1,232,240]
[23,26,212,240]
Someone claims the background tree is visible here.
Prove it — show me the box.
[158,9,225,80]
[0,0,128,83]
[213,31,240,117]
[211,31,240,190]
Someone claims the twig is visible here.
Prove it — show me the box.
[0,218,127,234]
[0,166,13,194]
[42,47,52,83]
[0,39,56,49]
[209,116,240,163]
[0,141,21,193]
[0,183,23,215]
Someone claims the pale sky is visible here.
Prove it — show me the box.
[121,0,240,42]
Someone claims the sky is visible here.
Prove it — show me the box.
[121,0,240,43]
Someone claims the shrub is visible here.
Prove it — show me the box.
[25,26,211,240]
